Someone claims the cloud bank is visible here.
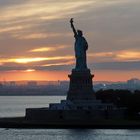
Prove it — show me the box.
[0,0,140,76]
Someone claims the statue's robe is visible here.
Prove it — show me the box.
[74,35,88,70]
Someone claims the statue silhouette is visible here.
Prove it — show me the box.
[70,18,88,71]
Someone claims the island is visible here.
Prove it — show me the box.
[0,19,140,129]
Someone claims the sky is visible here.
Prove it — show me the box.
[0,0,140,81]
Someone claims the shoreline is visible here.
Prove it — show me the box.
[0,95,66,96]
[0,117,140,129]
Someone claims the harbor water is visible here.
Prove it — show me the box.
[0,96,139,140]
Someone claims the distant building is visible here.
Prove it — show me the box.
[127,78,140,85]
[127,78,140,90]
[9,81,16,86]
[0,82,3,88]
[60,81,69,88]
[94,78,140,91]
[27,81,37,87]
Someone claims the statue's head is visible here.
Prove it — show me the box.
[77,30,83,36]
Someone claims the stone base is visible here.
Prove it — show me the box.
[67,69,95,100]
[25,107,126,121]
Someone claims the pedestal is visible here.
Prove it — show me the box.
[67,69,96,100]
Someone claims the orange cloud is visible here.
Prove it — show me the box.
[88,50,140,62]
[29,45,65,52]
[19,33,47,39]
[30,47,55,52]
[13,32,69,40]
[0,56,74,64]
[0,26,24,33]
[0,0,94,23]
[116,51,140,61]
[89,52,114,57]
[42,60,74,67]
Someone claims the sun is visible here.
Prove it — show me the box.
[25,69,36,72]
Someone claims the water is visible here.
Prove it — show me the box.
[0,129,140,140]
[0,96,139,140]
[0,96,66,117]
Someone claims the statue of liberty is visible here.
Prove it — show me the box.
[70,18,88,71]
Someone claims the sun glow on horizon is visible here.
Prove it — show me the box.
[25,69,36,72]
[0,71,69,81]
[0,70,140,82]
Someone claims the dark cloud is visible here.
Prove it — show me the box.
[92,61,140,71]
[0,0,28,9]
[1,61,140,72]
[75,0,140,53]
[0,0,140,74]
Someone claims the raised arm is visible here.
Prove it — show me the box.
[70,18,77,36]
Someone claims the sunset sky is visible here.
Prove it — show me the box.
[0,0,140,81]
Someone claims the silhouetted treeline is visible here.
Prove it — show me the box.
[95,89,140,119]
